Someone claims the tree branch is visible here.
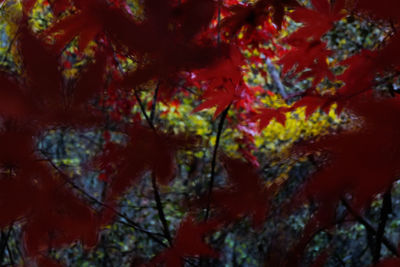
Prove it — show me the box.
[204,104,230,221]
[134,84,173,246]
[373,189,392,264]
[150,82,160,123]
[341,198,398,257]
[134,89,155,131]
[152,174,172,245]
[6,242,13,266]
[40,152,167,247]
[0,227,12,265]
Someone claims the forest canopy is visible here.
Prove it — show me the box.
[0,0,399,266]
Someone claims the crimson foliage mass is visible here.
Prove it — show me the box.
[0,0,398,266]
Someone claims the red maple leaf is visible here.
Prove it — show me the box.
[193,46,244,118]
[111,0,221,91]
[254,107,288,130]
[20,26,63,105]
[21,0,38,14]
[337,50,378,98]
[373,258,400,267]
[211,155,270,227]
[0,73,36,118]
[268,0,300,29]
[23,167,99,258]
[291,94,400,241]
[97,126,199,223]
[221,0,270,37]
[150,216,219,267]
[192,86,236,118]
[355,0,400,21]
[71,48,107,106]
[172,0,217,40]
[43,0,144,52]
[42,0,109,52]
[0,127,99,263]
[279,40,333,85]
[338,34,400,99]
[48,0,72,16]
[289,90,340,118]
[377,32,400,71]
[291,95,326,118]
[287,0,345,42]
[36,256,64,267]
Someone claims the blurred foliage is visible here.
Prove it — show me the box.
[0,0,398,266]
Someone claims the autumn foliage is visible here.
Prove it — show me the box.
[0,0,399,266]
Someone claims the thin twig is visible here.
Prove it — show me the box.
[149,83,173,245]
[0,227,12,265]
[341,198,399,257]
[203,0,226,223]
[134,90,155,130]
[373,189,392,264]
[152,174,172,245]
[150,82,160,123]
[6,242,13,266]
[134,84,173,246]
[1,27,19,62]
[183,87,200,96]
[204,105,230,221]
[40,151,166,246]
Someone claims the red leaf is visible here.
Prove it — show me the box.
[72,49,107,106]
[310,249,330,267]
[221,1,269,37]
[211,155,270,227]
[42,0,110,52]
[253,107,289,130]
[195,46,243,88]
[356,0,400,21]
[292,95,400,236]
[43,10,102,52]
[0,73,35,118]
[103,0,220,89]
[22,0,37,14]
[48,0,72,16]
[0,125,36,171]
[23,165,99,257]
[20,26,63,104]
[192,86,235,118]
[0,126,38,228]
[279,40,333,85]
[287,0,345,42]
[150,216,219,267]
[36,256,64,267]
[290,93,337,118]
[338,35,400,98]
[0,128,100,261]
[193,46,244,118]
[337,50,378,97]
[98,126,199,220]
[373,258,400,267]
[269,0,300,29]
[173,0,216,40]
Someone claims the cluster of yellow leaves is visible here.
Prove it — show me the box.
[0,0,22,69]
[156,89,341,165]
[30,0,54,31]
